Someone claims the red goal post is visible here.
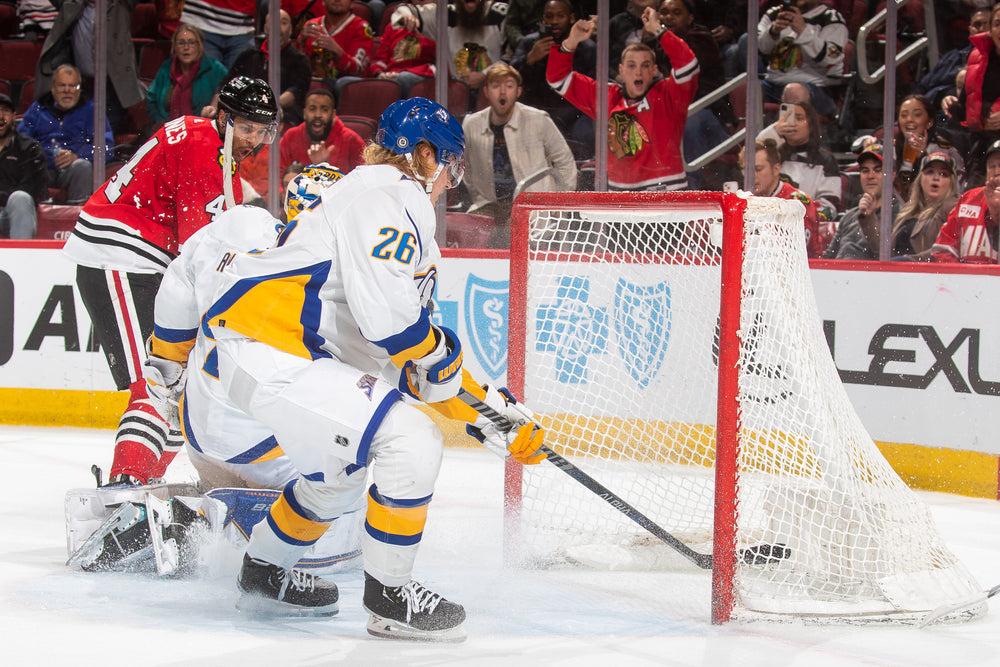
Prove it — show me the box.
[505,191,984,625]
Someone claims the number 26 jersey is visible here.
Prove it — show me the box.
[64,116,245,274]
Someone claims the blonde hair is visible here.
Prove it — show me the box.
[485,63,522,87]
[893,161,959,236]
[363,141,439,181]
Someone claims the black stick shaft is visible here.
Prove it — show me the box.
[458,388,714,570]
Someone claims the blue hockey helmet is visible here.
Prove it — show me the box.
[375,97,465,188]
[283,163,345,221]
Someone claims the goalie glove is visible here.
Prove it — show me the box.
[466,386,547,465]
[402,326,465,404]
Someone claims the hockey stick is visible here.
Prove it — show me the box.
[460,388,757,570]
[918,583,1000,627]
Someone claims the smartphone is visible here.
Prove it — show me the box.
[779,103,795,125]
[538,23,553,38]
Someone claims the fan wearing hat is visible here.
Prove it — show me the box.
[0,93,47,239]
[931,139,1000,263]
[822,141,897,260]
[891,151,960,259]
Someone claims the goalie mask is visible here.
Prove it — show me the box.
[284,163,345,222]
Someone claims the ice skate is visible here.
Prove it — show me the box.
[363,572,466,642]
[236,554,339,616]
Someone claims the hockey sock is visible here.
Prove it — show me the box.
[109,380,169,484]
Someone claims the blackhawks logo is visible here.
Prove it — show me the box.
[770,37,803,73]
[217,146,239,175]
[608,111,650,159]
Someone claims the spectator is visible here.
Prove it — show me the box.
[776,100,840,240]
[279,87,366,174]
[547,10,698,191]
[757,81,811,145]
[931,140,1000,264]
[225,9,313,127]
[392,0,507,90]
[462,64,577,247]
[504,0,545,52]
[0,93,47,239]
[942,3,1000,189]
[35,0,146,131]
[369,4,437,97]
[179,0,255,68]
[608,0,659,75]
[17,0,57,39]
[757,0,848,118]
[916,6,990,110]
[19,64,113,204]
[511,0,596,159]
[688,0,746,79]
[300,0,375,97]
[892,152,960,260]
[742,137,823,257]
[156,0,184,39]
[822,143,895,261]
[892,93,965,201]
[656,0,734,187]
[146,24,229,126]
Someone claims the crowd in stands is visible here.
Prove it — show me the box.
[0,0,998,263]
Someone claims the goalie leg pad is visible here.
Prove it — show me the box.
[66,501,155,572]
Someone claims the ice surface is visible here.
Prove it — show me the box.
[3,425,1000,666]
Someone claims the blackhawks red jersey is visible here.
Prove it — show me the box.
[771,180,825,258]
[301,13,374,78]
[63,116,244,274]
[546,30,698,190]
[931,187,999,264]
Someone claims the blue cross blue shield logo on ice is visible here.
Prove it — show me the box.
[464,275,509,379]
[614,278,671,388]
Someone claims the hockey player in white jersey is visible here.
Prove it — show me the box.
[179,98,547,642]
[66,166,360,577]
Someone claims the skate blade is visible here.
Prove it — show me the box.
[366,614,467,643]
[235,592,339,617]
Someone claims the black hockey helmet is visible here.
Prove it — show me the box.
[218,76,279,127]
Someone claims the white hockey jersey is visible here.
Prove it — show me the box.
[160,165,442,381]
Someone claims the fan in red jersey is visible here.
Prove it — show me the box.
[62,76,279,487]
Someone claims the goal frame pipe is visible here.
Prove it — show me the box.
[508,191,748,618]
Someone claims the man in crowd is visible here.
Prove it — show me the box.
[279,87,366,175]
[511,0,595,159]
[226,9,313,127]
[822,142,893,260]
[19,64,113,204]
[34,0,145,131]
[548,9,698,191]
[392,0,507,90]
[932,140,1000,264]
[0,93,47,239]
[757,0,848,118]
[299,0,375,93]
[462,64,577,247]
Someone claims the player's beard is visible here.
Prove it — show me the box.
[307,118,333,143]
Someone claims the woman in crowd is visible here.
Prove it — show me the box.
[892,94,964,200]
[891,152,961,260]
[744,137,824,258]
[777,100,841,246]
[146,24,229,126]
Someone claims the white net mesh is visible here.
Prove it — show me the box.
[511,193,983,621]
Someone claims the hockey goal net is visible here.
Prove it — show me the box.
[506,191,983,624]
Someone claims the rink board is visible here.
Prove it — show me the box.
[1,243,1000,497]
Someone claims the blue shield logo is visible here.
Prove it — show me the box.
[614,279,671,388]
[464,275,509,379]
